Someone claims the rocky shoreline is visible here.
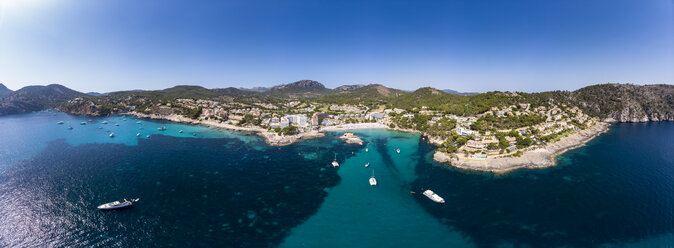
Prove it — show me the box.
[433,122,611,173]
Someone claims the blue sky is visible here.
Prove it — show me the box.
[0,0,671,93]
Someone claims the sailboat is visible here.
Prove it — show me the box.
[369,169,377,186]
[331,154,339,167]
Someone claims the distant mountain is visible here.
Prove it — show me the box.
[333,84,366,93]
[86,92,106,96]
[0,83,14,97]
[239,87,270,92]
[442,89,479,96]
[267,80,330,98]
[0,84,85,115]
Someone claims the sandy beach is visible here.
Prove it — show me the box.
[319,122,388,132]
[434,122,611,173]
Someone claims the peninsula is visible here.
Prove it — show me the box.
[1,81,672,171]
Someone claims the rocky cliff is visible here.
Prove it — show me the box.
[569,84,674,122]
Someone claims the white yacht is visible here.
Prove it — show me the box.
[396,148,401,154]
[109,132,115,137]
[97,198,139,210]
[369,169,377,186]
[423,190,445,204]
[364,162,370,168]
[331,154,339,167]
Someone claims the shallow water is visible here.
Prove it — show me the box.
[0,112,672,247]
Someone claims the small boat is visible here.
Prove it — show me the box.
[364,162,370,168]
[423,190,445,204]
[102,121,109,124]
[331,154,339,167]
[139,127,143,130]
[158,126,167,131]
[396,149,400,154]
[136,121,142,124]
[57,121,64,124]
[369,169,377,186]
[365,148,368,152]
[80,122,87,125]
[98,127,103,129]
[115,123,120,126]
[109,132,115,137]
[192,133,197,136]
[68,126,73,129]
[97,198,139,210]
[146,135,150,138]
[136,133,141,137]
[179,130,183,133]
[88,119,93,122]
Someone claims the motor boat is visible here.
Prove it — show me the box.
[369,169,377,186]
[68,126,73,129]
[97,198,139,210]
[146,135,151,138]
[396,149,401,154]
[331,154,339,167]
[136,121,142,124]
[365,148,368,152]
[423,190,445,203]
[158,126,167,131]
[102,121,109,124]
[136,133,141,137]
[179,130,183,133]
[109,132,115,137]
[115,123,120,126]
[57,121,64,124]
[364,162,370,168]
[80,122,87,125]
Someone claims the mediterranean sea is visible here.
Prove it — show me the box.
[0,111,672,247]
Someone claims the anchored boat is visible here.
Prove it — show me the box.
[369,169,377,186]
[97,198,139,210]
[423,190,445,203]
[331,154,339,167]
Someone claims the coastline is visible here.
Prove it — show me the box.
[127,112,326,146]
[125,112,611,173]
[433,122,611,173]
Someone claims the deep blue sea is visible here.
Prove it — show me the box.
[0,111,672,247]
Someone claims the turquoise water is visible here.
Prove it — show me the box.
[281,130,470,247]
[0,112,672,247]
